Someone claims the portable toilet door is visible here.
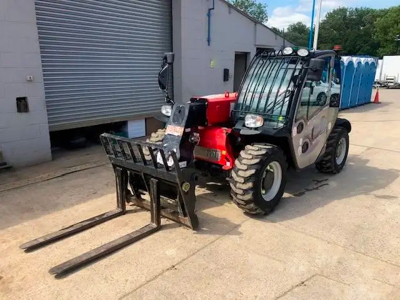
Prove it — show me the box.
[350,60,362,107]
[341,60,354,108]
[366,60,377,103]
[339,60,345,109]
[359,61,369,104]
[365,60,375,104]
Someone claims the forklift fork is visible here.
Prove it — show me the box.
[20,133,198,277]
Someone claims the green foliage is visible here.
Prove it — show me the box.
[285,22,310,47]
[283,5,400,57]
[228,0,268,23]
[271,27,283,34]
[374,6,400,56]
[318,7,380,56]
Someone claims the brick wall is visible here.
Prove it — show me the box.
[0,0,51,167]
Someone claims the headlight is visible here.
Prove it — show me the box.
[161,105,172,117]
[283,47,294,55]
[297,48,309,57]
[244,114,264,128]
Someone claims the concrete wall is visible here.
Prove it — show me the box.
[0,0,51,167]
[255,24,291,49]
[172,0,294,102]
[0,0,291,167]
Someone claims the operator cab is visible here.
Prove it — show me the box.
[232,47,341,136]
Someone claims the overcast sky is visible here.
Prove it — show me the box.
[264,0,398,30]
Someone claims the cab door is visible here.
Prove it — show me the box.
[291,55,334,169]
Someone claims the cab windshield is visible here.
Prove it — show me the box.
[237,56,303,120]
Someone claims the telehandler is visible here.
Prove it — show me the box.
[21,47,350,276]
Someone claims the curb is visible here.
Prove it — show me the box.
[0,162,109,193]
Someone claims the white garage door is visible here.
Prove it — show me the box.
[35,0,172,131]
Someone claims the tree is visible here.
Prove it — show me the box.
[318,7,381,56]
[228,0,268,23]
[271,27,283,34]
[374,6,400,56]
[277,5,400,57]
[285,22,309,47]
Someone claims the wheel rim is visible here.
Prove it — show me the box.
[336,137,347,165]
[261,161,282,202]
[317,93,327,105]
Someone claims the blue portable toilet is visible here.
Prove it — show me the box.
[366,60,377,102]
[339,60,346,109]
[364,58,376,104]
[358,60,368,104]
[339,56,378,109]
[350,59,362,107]
[366,58,377,104]
[341,58,354,109]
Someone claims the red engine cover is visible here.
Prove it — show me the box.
[194,126,235,170]
[192,92,237,125]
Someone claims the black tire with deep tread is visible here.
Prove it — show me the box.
[229,144,287,215]
[315,126,349,174]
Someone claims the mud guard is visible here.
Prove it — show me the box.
[335,118,351,133]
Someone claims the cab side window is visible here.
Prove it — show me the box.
[296,56,332,121]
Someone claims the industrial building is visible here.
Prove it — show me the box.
[0,0,293,167]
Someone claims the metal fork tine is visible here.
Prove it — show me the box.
[117,141,128,160]
[126,143,137,162]
[170,151,182,176]
[147,146,158,168]
[159,149,169,172]
[108,137,119,157]
[136,144,147,165]
[100,136,112,155]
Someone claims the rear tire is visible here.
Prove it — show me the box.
[230,144,287,215]
[316,126,349,174]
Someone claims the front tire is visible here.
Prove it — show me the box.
[230,144,287,215]
[316,126,349,174]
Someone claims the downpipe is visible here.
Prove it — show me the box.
[207,0,215,46]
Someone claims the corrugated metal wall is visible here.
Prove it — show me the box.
[35,0,172,131]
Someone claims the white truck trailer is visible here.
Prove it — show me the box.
[376,55,400,88]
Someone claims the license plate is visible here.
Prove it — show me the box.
[166,125,184,136]
[194,146,221,162]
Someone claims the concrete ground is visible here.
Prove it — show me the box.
[1,89,400,300]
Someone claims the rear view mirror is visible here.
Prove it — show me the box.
[306,58,325,82]
[158,65,168,91]
[158,52,175,92]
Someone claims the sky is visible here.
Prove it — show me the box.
[264,0,399,29]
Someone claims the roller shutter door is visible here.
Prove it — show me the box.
[35,0,172,131]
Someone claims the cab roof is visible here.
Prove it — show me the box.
[257,48,337,59]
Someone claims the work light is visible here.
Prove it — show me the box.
[283,47,294,55]
[245,114,264,128]
[161,105,172,117]
[297,48,309,57]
